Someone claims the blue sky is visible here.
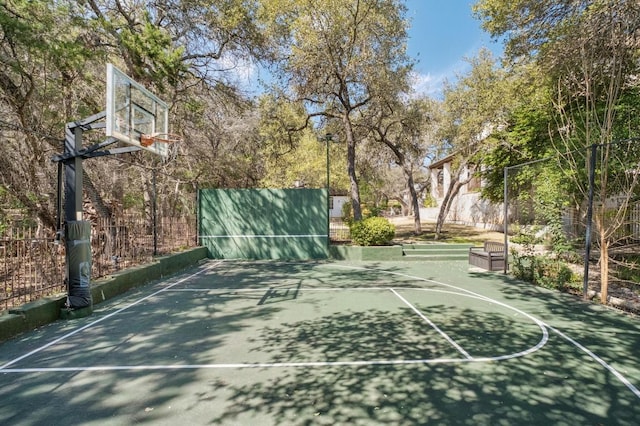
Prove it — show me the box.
[240,1,503,97]
[405,0,503,96]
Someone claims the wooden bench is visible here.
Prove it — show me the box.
[469,241,505,271]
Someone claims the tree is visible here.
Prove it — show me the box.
[366,97,439,234]
[262,0,413,221]
[479,63,577,252]
[434,49,510,239]
[0,0,95,233]
[475,0,640,302]
[0,0,277,236]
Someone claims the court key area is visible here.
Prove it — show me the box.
[1,259,640,425]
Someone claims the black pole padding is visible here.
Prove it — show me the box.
[65,220,92,308]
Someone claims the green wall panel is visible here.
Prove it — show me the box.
[198,189,329,260]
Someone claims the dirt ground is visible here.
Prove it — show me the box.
[388,216,504,245]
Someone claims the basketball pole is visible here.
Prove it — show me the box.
[64,121,84,223]
[53,111,142,312]
[503,166,509,274]
[326,133,330,247]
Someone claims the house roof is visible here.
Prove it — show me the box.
[427,152,456,169]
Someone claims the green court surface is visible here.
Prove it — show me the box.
[1,259,639,425]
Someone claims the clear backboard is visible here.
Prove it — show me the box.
[106,63,170,158]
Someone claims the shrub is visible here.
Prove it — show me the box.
[364,205,382,219]
[423,194,437,208]
[511,251,579,291]
[509,224,580,292]
[341,202,353,225]
[342,202,383,225]
[350,217,395,246]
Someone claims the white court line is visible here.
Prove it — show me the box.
[389,288,473,360]
[165,283,545,362]
[548,324,640,400]
[0,286,549,374]
[0,260,224,371]
[164,287,392,293]
[208,262,639,401]
[0,261,547,373]
[4,259,639,403]
[0,357,482,373]
[323,263,640,400]
[165,283,552,364]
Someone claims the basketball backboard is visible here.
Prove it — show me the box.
[106,63,170,158]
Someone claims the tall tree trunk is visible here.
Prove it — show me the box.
[600,230,609,304]
[403,166,422,235]
[435,180,463,239]
[343,115,362,221]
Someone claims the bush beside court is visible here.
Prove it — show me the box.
[349,217,396,246]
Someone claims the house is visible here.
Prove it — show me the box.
[329,195,349,219]
[424,142,640,242]
[422,153,504,230]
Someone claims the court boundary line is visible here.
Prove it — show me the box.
[2,259,639,402]
[162,287,396,293]
[0,260,224,371]
[0,357,502,373]
[548,323,640,399]
[325,264,640,400]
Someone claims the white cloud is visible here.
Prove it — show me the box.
[215,54,258,89]
[410,55,477,99]
[410,71,442,98]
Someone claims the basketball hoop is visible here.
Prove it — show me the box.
[140,133,182,147]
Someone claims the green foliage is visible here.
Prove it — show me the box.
[123,193,144,211]
[510,227,543,246]
[531,166,575,255]
[341,201,353,225]
[342,201,383,225]
[480,79,556,204]
[362,204,382,219]
[261,0,413,221]
[510,228,580,292]
[350,217,395,246]
[422,193,437,208]
[119,14,186,89]
[511,252,578,292]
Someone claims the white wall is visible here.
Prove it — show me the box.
[330,196,348,218]
[426,161,504,230]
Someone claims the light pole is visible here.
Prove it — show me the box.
[324,133,333,190]
[321,133,334,244]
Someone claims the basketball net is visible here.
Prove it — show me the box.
[140,133,182,147]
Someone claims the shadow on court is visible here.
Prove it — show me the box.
[470,269,640,382]
[0,260,639,425]
[210,301,638,425]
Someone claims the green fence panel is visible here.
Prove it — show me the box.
[198,188,329,260]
